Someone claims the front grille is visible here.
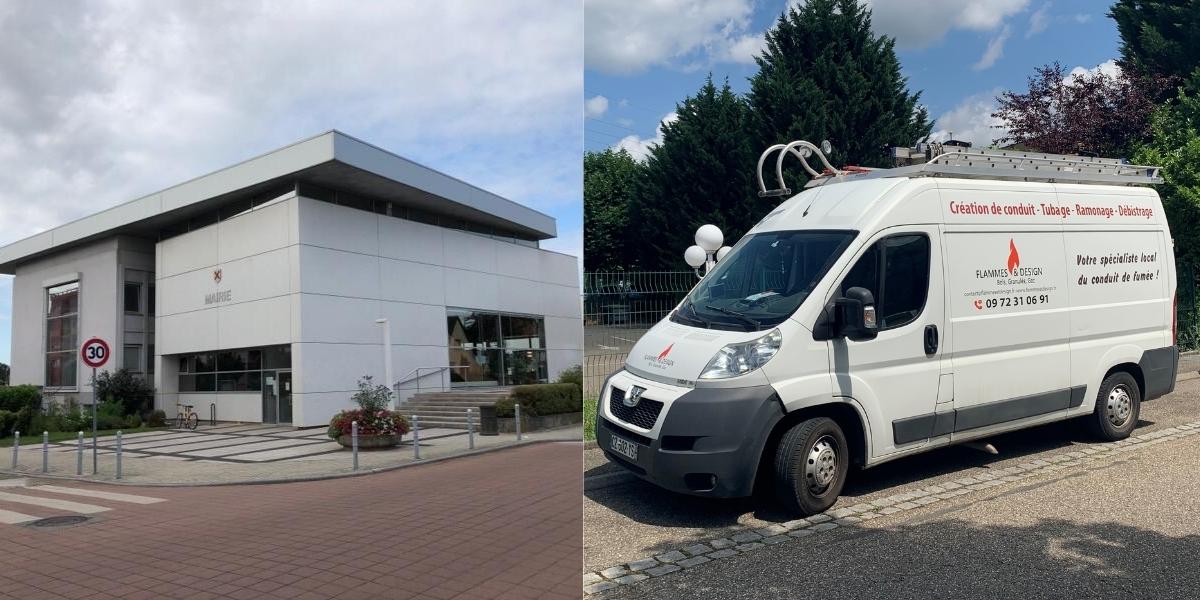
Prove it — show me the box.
[609,387,664,430]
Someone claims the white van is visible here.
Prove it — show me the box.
[595,142,1179,515]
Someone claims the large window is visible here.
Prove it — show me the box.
[676,230,856,331]
[177,345,289,393]
[45,281,79,388]
[447,309,547,386]
[840,233,930,330]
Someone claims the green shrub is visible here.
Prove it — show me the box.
[93,369,153,416]
[495,383,582,417]
[127,413,143,429]
[0,410,15,437]
[0,385,41,412]
[556,365,582,389]
[145,410,167,428]
[59,407,91,432]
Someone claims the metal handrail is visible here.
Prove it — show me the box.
[394,366,470,395]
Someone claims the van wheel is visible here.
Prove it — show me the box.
[773,417,848,516]
[1087,372,1141,441]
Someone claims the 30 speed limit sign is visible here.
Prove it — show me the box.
[80,337,110,369]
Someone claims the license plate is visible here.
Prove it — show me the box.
[609,434,639,462]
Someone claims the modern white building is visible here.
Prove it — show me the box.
[0,131,583,427]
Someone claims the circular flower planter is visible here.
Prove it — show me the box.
[336,433,402,449]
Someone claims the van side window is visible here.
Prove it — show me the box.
[840,234,930,330]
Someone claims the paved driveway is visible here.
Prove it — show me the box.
[585,376,1200,597]
[69,423,467,464]
[1,442,582,600]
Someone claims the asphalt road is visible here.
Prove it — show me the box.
[1,442,582,600]
[585,377,1200,598]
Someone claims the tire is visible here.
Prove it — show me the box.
[773,417,849,516]
[1086,371,1140,441]
[185,413,199,431]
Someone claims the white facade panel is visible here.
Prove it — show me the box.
[444,268,500,309]
[216,296,293,350]
[297,196,380,256]
[217,200,292,263]
[379,258,445,306]
[158,225,219,279]
[297,245,381,299]
[378,217,445,266]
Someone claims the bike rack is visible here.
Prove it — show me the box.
[210,403,216,426]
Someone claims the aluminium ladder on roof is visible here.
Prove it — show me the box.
[756,140,1164,197]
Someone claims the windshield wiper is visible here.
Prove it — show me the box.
[704,304,761,329]
[681,300,710,327]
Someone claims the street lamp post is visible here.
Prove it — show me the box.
[684,224,733,278]
[374,318,395,409]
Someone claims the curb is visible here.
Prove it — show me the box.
[582,420,1200,595]
[2,437,581,488]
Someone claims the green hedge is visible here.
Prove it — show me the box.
[0,385,40,412]
[495,383,582,417]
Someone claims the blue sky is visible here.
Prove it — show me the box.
[0,1,582,365]
[585,0,1121,158]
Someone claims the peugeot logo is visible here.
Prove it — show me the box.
[623,386,646,408]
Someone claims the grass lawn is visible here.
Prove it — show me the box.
[1,426,168,448]
[584,396,597,441]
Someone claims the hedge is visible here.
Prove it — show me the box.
[495,383,582,418]
[0,385,41,412]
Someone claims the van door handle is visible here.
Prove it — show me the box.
[924,324,939,356]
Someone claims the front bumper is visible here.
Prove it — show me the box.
[595,373,784,498]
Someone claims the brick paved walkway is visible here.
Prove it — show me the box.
[0,442,582,600]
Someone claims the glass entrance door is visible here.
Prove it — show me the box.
[277,371,293,424]
[261,370,293,424]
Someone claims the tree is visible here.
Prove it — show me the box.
[748,0,930,190]
[630,76,762,270]
[92,369,153,416]
[0,362,8,386]
[583,148,641,271]
[993,62,1157,157]
[1132,77,1200,270]
[1110,0,1200,88]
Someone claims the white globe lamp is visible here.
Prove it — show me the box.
[715,246,732,262]
[684,245,707,269]
[695,224,724,252]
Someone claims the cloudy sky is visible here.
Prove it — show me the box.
[585,0,1120,158]
[0,1,582,364]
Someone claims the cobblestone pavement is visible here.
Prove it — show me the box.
[3,424,580,485]
[584,375,1200,596]
[0,442,582,600]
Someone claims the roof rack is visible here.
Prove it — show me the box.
[756,140,1163,196]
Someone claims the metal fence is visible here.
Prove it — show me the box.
[584,271,695,396]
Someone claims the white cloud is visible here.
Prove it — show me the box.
[0,1,583,251]
[722,32,766,64]
[1027,2,1050,37]
[929,89,1008,148]
[1069,59,1121,80]
[973,25,1011,71]
[585,95,610,118]
[613,112,678,161]
[863,0,1028,48]
[584,0,757,73]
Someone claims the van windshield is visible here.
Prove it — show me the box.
[673,230,856,331]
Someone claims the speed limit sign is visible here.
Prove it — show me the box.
[80,337,110,369]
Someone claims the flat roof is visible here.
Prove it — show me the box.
[0,130,557,274]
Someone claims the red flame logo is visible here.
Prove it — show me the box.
[1007,239,1020,273]
[658,343,674,360]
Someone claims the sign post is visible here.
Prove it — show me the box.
[80,337,110,475]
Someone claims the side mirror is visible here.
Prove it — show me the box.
[835,287,878,341]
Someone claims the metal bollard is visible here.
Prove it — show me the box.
[115,431,123,479]
[467,408,475,450]
[351,421,359,471]
[76,431,83,476]
[11,431,18,470]
[41,432,48,473]
[515,403,522,441]
[412,415,421,460]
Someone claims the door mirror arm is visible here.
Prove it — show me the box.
[813,288,879,341]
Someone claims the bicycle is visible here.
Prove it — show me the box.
[175,403,199,430]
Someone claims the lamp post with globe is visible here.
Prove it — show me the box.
[684,224,733,278]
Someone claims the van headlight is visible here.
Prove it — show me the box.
[699,329,782,379]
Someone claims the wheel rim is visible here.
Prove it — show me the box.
[1107,385,1133,427]
[805,435,838,495]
